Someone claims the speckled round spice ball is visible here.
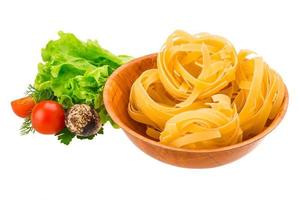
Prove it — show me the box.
[65,104,101,136]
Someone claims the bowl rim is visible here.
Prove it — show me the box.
[104,53,289,153]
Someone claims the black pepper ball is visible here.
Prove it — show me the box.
[65,104,101,136]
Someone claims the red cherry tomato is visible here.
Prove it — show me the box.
[11,97,36,118]
[31,100,65,135]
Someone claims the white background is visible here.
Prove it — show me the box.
[0,0,299,199]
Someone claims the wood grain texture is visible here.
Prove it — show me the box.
[103,53,289,168]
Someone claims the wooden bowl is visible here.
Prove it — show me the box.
[103,53,289,168]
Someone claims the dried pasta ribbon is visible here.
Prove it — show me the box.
[235,51,285,139]
[128,69,205,133]
[160,94,243,149]
[157,30,238,107]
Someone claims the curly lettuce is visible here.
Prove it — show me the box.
[34,32,131,126]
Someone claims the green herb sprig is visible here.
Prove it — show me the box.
[20,118,35,135]
[25,84,55,102]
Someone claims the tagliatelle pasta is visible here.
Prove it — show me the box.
[160,94,243,149]
[128,30,285,150]
[235,50,286,139]
[128,69,205,133]
[157,30,238,107]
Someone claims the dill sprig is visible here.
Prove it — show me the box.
[20,118,35,135]
[25,84,55,102]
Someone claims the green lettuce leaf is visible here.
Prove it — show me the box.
[34,31,131,126]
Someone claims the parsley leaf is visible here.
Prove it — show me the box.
[56,128,75,145]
